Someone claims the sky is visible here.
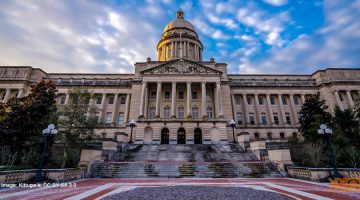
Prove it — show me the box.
[0,0,359,74]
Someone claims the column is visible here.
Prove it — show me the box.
[64,93,70,105]
[254,94,261,125]
[124,93,131,123]
[266,93,274,124]
[144,86,149,117]
[334,90,344,111]
[195,45,198,60]
[179,41,183,58]
[3,89,11,103]
[139,82,147,117]
[17,89,24,98]
[231,94,237,120]
[346,90,354,108]
[99,93,107,123]
[155,82,162,118]
[217,82,224,117]
[278,94,286,124]
[201,82,207,118]
[301,94,306,104]
[111,93,119,124]
[214,83,219,117]
[171,82,176,118]
[171,42,174,58]
[186,82,192,118]
[88,94,95,115]
[242,93,248,125]
[289,94,299,124]
[174,42,177,58]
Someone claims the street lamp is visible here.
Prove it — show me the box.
[33,124,58,182]
[229,119,237,143]
[128,119,137,143]
[317,124,341,178]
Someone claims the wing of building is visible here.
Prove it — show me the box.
[1,10,360,145]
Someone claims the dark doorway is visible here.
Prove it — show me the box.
[161,128,169,144]
[177,128,186,144]
[194,128,202,144]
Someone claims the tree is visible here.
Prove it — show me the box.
[57,88,98,168]
[332,107,360,148]
[298,93,332,142]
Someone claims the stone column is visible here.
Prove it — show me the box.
[214,83,219,117]
[334,90,344,111]
[17,89,24,98]
[201,82,207,118]
[174,42,177,58]
[346,90,354,108]
[231,94,236,120]
[64,93,70,105]
[99,93,107,123]
[171,82,176,118]
[88,94,95,115]
[242,93,248,125]
[186,42,189,58]
[124,93,131,123]
[155,82,162,118]
[3,89,11,103]
[111,93,119,125]
[179,42,183,58]
[186,82,192,118]
[217,82,224,117]
[254,94,261,125]
[278,94,286,124]
[289,94,298,124]
[139,82,147,117]
[171,42,174,58]
[301,94,306,105]
[266,93,274,124]
[144,86,149,117]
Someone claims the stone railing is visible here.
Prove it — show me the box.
[288,167,360,182]
[0,168,85,184]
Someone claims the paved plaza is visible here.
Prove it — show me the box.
[0,178,359,200]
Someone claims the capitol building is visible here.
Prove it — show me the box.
[1,10,360,145]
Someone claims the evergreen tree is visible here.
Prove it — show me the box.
[332,107,360,148]
[298,93,332,142]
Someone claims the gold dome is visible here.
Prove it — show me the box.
[162,9,197,34]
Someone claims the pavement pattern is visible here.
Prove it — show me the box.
[0,178,359,200]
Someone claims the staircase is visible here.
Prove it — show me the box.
[90,144,281,178]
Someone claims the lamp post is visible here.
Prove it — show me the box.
[128,119,137,143]
[33,124,58,182]
[317,124,341,178]
[229,119,237,143]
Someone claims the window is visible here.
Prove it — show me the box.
[273,113,279,124]
[280,132,285,139]
[259,97,264,105]
[178,91,184,99]
[236,112,243,125]
[164,91,171,99]
[192,107,199,118]
[270,96,276,105]
[108,96,114,104]
[267,132,272,140]
[282,96,287,105]
[96,96,102,104]
[292,132,298,138]
[178,106,184,118]
[261,113,267,125]
[192,91,198,99]
[339,94,344,101]
[254,133,259,139]
[120,96,126,104]
[206,90,212,100]
[294,96,299,105]
[148,107,156,119]
[105,112,112,124]
[247,96,252,105]
[235,95,241,105]
[285,113,291,124]
[60,96,66,105]
[118,112,125,124]
[249,113,255,125]
[207,107,213,118]
[95,112,100,122]
[150,91,156,99]
[164,107,170,118]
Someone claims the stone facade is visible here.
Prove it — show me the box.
[1,10,360,145]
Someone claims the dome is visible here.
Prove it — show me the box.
[162,9,197,34]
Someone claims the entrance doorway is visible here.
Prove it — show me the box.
[161,128,169,144]
[194,128,202,144]
[177,128,186,144]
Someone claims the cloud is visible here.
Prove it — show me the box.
[263,0,288,6]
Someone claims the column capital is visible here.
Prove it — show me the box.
[186,81,192,85]
[172,81,177,85]
[201,81,206,85]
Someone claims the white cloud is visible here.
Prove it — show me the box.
[263,0,288,6]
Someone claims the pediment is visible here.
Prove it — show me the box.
[141,59,222,76]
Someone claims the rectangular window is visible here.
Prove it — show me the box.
[108,96,114,104]
[148,107,156,119]
[164,107,170,118]
[273,113,279,124]
[285,112,291,124]
[192,107,199,118]
[164,91,171,99]
[96,96,102,104]
[235,95,241,105]
[178,91,184,99]
[120,96,126,104]
[150,91,156,99]
[178,107,184,118]
[95,112,100,123]
[294,96,299,105]
[247,96,252,105]
[118,112,125,125]
[249,113,255,125]
[261,113,267,125]
[236,112,243,125]
[105,112,112,124]
[207,107,213,118]
[60,96,66,105]
[267,132,272,140]
[270,96,275,105]
[258,97,264,105]
[192,91,198,99]
[282,96,287,105]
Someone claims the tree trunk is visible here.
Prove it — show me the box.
[61,143,69,168]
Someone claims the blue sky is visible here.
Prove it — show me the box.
[0,0,359,74]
